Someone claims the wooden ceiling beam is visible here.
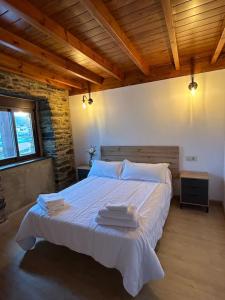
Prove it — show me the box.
[0,52,83,89]
[0,65,71,90]
[0,27,103,85]
[80,0,149,76]
[70,56,225,95]
[211,26,225,64]
[160,0,180,70]
[0,0,124,81]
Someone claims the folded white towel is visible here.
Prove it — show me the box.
[37,193,64,209]
[96,215,139,228]
[106,204,136,213]
[99,206,137,221]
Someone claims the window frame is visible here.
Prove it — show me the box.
[0,95,41,166]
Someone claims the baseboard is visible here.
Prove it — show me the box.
[209,200,223,206]
[172,197,224,212]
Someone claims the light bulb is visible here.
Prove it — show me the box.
[188,80,198,95]
[190,87,196,96]
[82,101,87,109]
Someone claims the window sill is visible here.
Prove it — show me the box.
[0,157,51,172]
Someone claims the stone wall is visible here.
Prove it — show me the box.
[0,70,76,190]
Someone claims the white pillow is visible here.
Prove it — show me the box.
[165,168,172,185]
[120,160,169,183]
[88,160,123,179]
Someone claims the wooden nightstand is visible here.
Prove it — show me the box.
[180,171,209,212]
[77,165,90,181]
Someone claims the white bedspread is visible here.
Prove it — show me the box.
[16,176,171,297]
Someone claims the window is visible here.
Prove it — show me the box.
[14,111,36,156]
[0,95,40,165]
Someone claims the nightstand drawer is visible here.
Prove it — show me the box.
[181,191,208,205]
[181,178,208,190]
[181,179,208,205]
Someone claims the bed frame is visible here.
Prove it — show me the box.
[101,146,179,185]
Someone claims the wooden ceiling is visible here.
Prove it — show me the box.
[0,0,225,95]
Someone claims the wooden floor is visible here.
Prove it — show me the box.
[0,201,225,300]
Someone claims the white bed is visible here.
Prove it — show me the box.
[16,175,172,297]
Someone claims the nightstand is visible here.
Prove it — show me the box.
[180,171,209,212]
[77,165,90,181]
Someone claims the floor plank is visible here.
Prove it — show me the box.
[0,200,224,300]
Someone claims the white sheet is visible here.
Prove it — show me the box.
[16,176,172,297]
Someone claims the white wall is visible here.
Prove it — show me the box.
[69,69,225,201]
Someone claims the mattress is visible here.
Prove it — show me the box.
[16,176,172,296]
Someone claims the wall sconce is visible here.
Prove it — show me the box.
[188,58,198,95]
[82,83,93,109]
[188,75,198,95]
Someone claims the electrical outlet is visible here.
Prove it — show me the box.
[185,156,198,162]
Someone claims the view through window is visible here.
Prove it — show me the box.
[0,97,39,164]
[14,111,36,156]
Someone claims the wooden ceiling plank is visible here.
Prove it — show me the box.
[0,27,103,85]
[174,0,225,22]
[112,0,157,20]
[80,0,149,75]
[211,21,225,63]
[113,2,161,26]
[161,0,180,70]
[0,52,83,89]
[48,1,82,18]
[177,22,220,38]
[175,6,225,28]
[0,0,124,80]
[35,0,80,17]
[178,32,220,47]
[106,0,140,12]
[179,39,218,51]
[176,14,224,34]
[91,5,164,37]
[173,0,217,15]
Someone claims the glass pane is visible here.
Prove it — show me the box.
[0,111,17,160]
[14,111,36,156]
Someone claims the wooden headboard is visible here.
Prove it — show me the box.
[101,146,179,179]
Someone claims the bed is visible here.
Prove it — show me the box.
[16,146,179,297]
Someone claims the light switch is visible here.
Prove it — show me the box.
[185,156,198,162]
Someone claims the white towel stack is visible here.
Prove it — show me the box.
[37,193,65,216]
[96,204,139,228]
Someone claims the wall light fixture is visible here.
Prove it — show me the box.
[188,58,198,95]
[82,83,93,109]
